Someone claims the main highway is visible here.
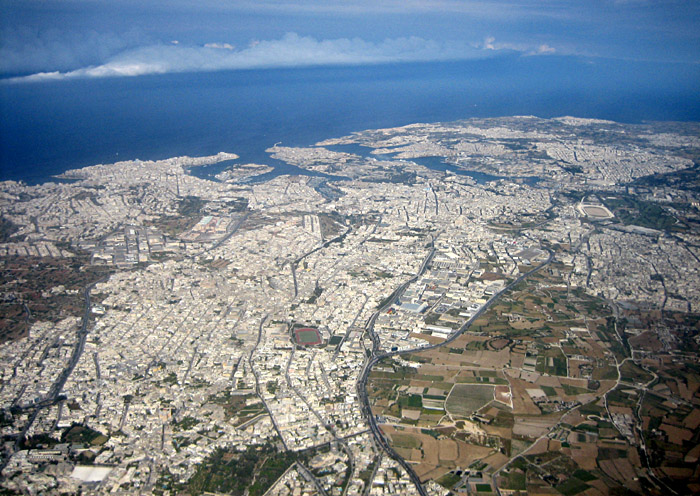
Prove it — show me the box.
[0,274,109,472]
[356,248,553,495]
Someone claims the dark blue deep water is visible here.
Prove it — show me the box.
[1,54,698,184]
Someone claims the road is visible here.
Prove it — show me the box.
[290,225,353,298]
[355,244,437,496]
[284,344,356,495]
[332,295,369,361]
[0,274,109,472]
[247,315,288,450]
[356,248,553,495]
[297,462,330,496]
[200,211,250,255]
[604,350,678,496]
[361,452,383,496]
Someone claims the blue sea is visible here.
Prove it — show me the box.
[1,54,699,184]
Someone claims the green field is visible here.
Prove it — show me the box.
[502,471,527,490]
[184,443,305,496]
[436,472,461,488]
[398,394,423,408]
[541,386,558,397]
[391,433,422,449]
[445,384,495,417]
[294,328,321,345]
[619,360,654,384]
[561,384,589,396]
[556,477,590,496]
[536,348,568,376]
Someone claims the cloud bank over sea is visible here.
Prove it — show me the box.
[2,0,698,83]
[5,33,518,83]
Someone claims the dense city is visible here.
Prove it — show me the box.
[1,116,699,495]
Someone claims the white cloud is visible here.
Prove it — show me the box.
[204,42,235,50]
[477,36,558,56]
[6,33,485,82]
[535,44,556,55]
[4,32,561,83]
[0,26,148,75]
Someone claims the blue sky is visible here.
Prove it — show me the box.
[1,0,699,81]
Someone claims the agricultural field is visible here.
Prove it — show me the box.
[445,385,496,418]
[0,254,112,343]
[367,248,700,494]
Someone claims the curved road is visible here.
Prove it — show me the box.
[0,274,109,472]
[357,248,553,495]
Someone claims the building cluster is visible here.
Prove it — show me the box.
[0,117,698,494]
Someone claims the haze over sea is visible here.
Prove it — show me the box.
[1,54,699,185]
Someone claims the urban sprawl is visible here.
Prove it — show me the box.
[0,116,699,496]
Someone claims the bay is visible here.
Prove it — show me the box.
[1,54,698,184]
